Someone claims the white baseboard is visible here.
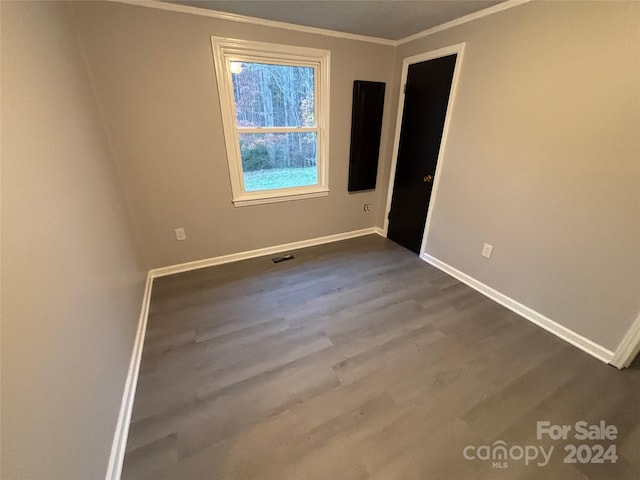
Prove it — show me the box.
[105,272,153,480]
[150,227,383,278]
[106,230,634,479]
[420,253,615,365]
[610,311,640,369]
[106,226,385,479]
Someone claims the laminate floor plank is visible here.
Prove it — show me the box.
[122,235,640,479]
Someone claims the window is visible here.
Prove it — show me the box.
[211,37,330,206]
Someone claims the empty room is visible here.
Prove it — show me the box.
[2,0,640,479]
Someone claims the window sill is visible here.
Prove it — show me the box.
[232,188,329,207]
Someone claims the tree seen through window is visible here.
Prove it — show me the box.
[231,62,318,191]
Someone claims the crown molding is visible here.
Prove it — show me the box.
[105,0,533,49]
[106,0,396,46]
[105,0,532,47]
[395,0,532,45]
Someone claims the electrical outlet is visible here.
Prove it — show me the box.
[363,203,372,212]
[175,228,186,241]
[481,243,493,259]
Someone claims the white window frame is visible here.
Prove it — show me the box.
[211,37,330,207]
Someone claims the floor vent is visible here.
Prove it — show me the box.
[272,254,295,264]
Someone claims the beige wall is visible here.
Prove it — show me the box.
[65,0,640,351]
[1,2,147,478]
[388,0,640,350]
[69,1,396,269]
[1,1,638,478]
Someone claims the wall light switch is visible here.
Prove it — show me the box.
[175,228,186,241]
[481,243,493,258]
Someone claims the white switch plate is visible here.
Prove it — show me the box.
[175,228,186,241]
[481,243,493,258]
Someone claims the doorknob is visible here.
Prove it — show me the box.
[423,175,433,183]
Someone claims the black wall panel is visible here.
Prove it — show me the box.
[348,80,386,192]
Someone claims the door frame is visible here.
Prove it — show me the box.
[382,43,466,256]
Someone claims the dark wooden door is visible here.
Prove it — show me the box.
[387,54,457,253]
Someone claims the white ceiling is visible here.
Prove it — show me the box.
[166,0,505,40]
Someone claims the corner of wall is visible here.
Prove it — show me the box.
[611,311,640,369]
[66,2,149,270]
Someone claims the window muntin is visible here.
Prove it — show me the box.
[211,38,330,207]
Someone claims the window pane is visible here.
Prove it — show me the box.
[231,62,315,127]
[239,132,318,191]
